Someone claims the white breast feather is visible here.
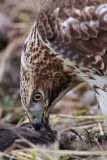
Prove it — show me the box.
[86,74,107,125]
[96,89,107,125]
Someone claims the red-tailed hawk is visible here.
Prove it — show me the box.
[20,0,107,129]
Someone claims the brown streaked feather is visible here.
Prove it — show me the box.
[37,0,107,69]
[20,24,80,109]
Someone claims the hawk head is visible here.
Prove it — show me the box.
[20,24,78,129]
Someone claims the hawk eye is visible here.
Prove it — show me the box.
[33,92,42,102]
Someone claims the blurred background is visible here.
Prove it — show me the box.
[0,0,44,124]
[0,0,103,134]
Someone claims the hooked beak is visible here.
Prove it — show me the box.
[27,112,43,130]
[27,100,49,130]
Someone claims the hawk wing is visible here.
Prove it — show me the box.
[36,0,107,69]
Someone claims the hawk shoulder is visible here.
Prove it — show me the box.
[37,0,107,69]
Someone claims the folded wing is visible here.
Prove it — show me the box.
[37,0,107,69]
